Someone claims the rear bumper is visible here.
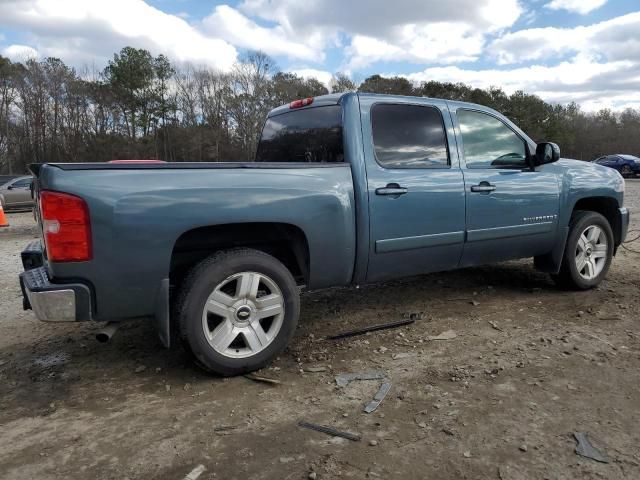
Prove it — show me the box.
[19,241,92,322]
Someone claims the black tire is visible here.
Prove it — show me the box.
[175,248,300,376]
[621,165,633,178]
[552,211,614,290]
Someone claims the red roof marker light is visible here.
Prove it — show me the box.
[289,97,314,109]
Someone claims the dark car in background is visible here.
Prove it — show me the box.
[0,176,34,210]
[593,154,640,178]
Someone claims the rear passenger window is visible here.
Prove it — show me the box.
[371,104,449,168]
[255,106,343,163]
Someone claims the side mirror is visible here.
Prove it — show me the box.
[6,185,14,190]
[535,142,560,166]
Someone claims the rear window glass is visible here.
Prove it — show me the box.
[255,106,344,163]
[371,104,449,168]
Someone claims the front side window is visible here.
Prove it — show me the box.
[255,106,343,163]
[13,178,32,188]
[457,110,526,169]
[371,104,449,168]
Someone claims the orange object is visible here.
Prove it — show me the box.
[0,204,8,227]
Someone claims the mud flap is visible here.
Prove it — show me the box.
[154,278,171,348]
[534,226,569,273]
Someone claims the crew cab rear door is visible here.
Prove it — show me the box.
[450,105,561,266]
[360,97,466,282]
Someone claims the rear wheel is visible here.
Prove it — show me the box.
[552,211,613,290]
[176,248,300,376]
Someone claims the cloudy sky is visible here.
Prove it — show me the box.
[0,0,638,111]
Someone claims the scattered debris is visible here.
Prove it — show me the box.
[298,421,361,441]
[519,444,528,452]
[134,365,147,373]
[471,300,480,306]
[326,319,415,340]
[364,381,392,413]
[488,321,503,332]
[581,332,617,350]
[369,439,378,446]
[308,472,317,480]
[442,428,455,436]
[574,432,609,463]
[33,352,70,368]
[427,330,457,341]
[335,371,386,387]
[463,451,472,458]
[213,424,241,432]
[304,366,328,373]
[183,464,206,480]
[392,352,417,360]
[244,373,282,385]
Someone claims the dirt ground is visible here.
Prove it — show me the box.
[1,182,639,480]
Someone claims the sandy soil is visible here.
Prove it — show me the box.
[1,181,639,480]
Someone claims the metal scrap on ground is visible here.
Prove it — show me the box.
[244,373,282,385]
[427,329,457,341]
[298,421,361,441]
[488,320,503,332]
[335,371,392,413]
[574,432,609,463]
[326,319,415,340]
[183,464,206,480]
[364,381,392,413]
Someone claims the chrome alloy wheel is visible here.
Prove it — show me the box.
[575,225,608,281]
[202,271,285,359]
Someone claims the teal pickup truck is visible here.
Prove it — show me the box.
[20,92,629,375]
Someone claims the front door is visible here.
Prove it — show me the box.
[361,99,466,282]
[451,108,560,266]
[4,177,33,208]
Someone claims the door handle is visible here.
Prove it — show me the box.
[376,183,408,196]
[470,182,496,193]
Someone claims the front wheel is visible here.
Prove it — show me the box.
[620,165,633,178]
[552,211,614,290]
[176,248,300,376]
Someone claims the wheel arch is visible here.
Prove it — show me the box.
[535,195,621,273]
[169,222,311,289]
[571,196,622,246]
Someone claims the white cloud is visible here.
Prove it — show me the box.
[545,0,608,15]
[0,0,238,70]
[489,12,640,65]
[288,68,333,88]
[404,54,639,110]
[240,0,523,70]
[202,5,322,62]
[2,44,39,61]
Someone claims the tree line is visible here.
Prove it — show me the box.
[0,46,638,174]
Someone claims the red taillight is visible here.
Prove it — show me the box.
[289,97,314,109]
[40,191,92,262]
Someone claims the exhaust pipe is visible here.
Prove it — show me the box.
[96,322,120,343]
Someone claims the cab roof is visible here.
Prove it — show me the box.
[266,92,503,118]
